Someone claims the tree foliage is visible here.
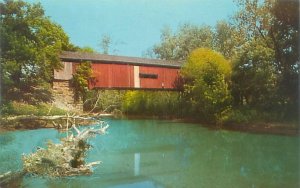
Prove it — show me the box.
[72,62,92,102]
[152,24,214,60]
[151,22,246,61]
[231,39,277,107]
[271,0,299,104]
[232,0,299,116]
[213,21,242,59]
[79,46,96,53]
[0,0,75,104]
[181,48,232,123]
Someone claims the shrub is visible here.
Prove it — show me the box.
[181,48,232,124]
[224,106,294,125]
[122,91,181,117]
[72,62,92,102]
[83,90,125,112]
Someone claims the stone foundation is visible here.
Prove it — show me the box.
[52,80,83,112]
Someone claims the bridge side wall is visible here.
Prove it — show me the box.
[139,66,179,89]
[89,63,134,89]
[89,62,180,90]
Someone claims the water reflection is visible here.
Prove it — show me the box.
[134,153,140,176]
[0,133,15,145]
[110,180,163,188]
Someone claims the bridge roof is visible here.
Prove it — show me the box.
[60,51,182,68]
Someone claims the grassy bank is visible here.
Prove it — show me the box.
[1,101,67,117]
[0,102,67,132]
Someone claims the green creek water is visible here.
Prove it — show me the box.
[0,118,299,188]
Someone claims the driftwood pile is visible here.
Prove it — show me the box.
[1,115,109,186]
[22,116,109,177]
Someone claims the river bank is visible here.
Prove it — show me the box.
[124,115,299,136]
[0,115,96,133]
[1,114,298,136]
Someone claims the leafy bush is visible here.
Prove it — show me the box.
[224,108,258,124]
[122,91,181,117]
[181,48,232,124]
[83,90,126,112]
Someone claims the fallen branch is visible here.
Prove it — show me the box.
[103,104,118,113]
[22,118,109,177]
[4,114,97,121]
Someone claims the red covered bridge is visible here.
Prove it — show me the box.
[54,51,182,90]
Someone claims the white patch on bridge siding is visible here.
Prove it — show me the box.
[134,66,140,88]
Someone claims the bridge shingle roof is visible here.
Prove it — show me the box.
[60,51,182,68]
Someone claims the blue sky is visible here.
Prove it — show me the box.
[26,0,237,57]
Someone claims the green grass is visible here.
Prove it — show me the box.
[1,101,66,116]
[224,106,298,125]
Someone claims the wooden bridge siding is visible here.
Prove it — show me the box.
[89,63,134,89]
[163,68,180,89]
[110,63,134,88]
[60,61,180,90]
[139,66,179,89]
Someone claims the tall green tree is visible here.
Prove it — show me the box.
[0,0,75,104]
[213,21,242,59]
[271,0,299,104]
[152,24,214,60]
[231,39,277,108]
[151,22,243,61]
[233,0,299,107]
